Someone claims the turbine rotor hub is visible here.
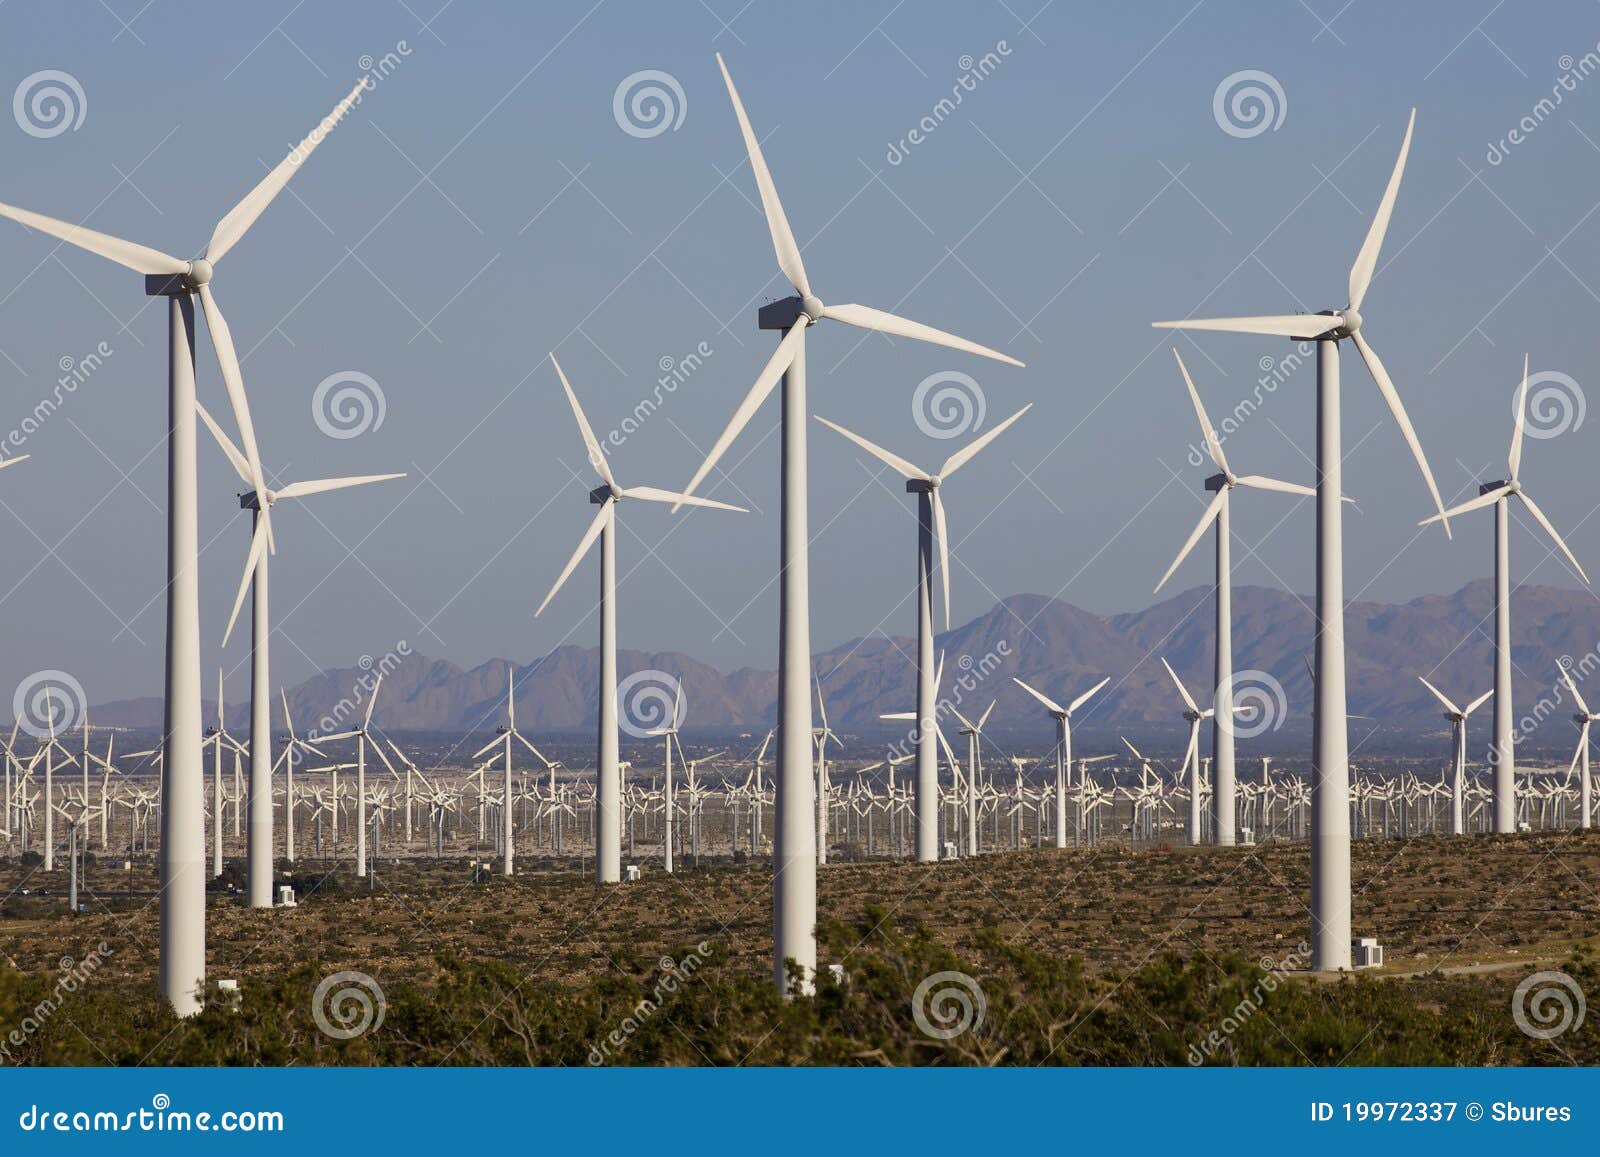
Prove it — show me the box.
[1337,307,1362,335]
[186,258,214,286]
[800,294,825,322]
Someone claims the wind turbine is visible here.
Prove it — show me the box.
[199,401,401,904]
[321,674,397,877]
[1419,356,1590,833]
[1160,658,1215,845]
[674,57,1022,987]
[1156,350,1318,847]
[533,353,743,884]
[814,405,1029,861]
[1417,676,1492,836]
[470,678,553,876]
[0,79,366,1014]
[1152,110,1447,971]
[274,690,325,864]
[1011,675,1108,848]
[950,700,996,857]
[1557,664,1597,831]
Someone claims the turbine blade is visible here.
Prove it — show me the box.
[195,285,270,531]
[1516,491,1590,584]
[0,454,27,471]
[1012,677,1066,716]
[1419,484,1511,526]
[1417,675,1461,717]
[1509,353,1528,481]
[273,473,406,500]
[1068,676,1109,716]
[535,499,611,617]
[1348,109,1415,311]
[1463,689,1494,716]
[1154,488,1227,594]
[195,401,252,486]
[0,199,185,275]
[1232,475,1317,499]
[1152,314,1338,339]
[1559,663,1591,717]
[673,319,805,511]
[363,673,383,730]
[715,54,809,298]
[221,514,269,647]
[977,699,996,731]
[619,485,746,512]
[1350,328,1448,536]
[550,353,614,487]
[820,302,1023,367]
[1162,658,1200,715]
[938,403,1032,478]
[1172,349,1228,474]
[206,79,367,264]
[813,416,923,479]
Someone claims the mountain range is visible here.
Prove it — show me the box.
[74,580,1600,748]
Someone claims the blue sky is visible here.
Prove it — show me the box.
[1,0,1598,703]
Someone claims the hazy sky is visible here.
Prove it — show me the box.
[2,0,1599,705]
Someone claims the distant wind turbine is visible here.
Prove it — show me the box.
[1417,676,1492,836]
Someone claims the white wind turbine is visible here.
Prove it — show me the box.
[1011,675,1108,848]
[0,79,367,1014]
[534,354,743,884]
[274,690,326,865]
[815,405,1030,861]
[1156,349,1318,848]
[1557,664,1597,831]
[199,401,401,905]
[1153,110,1447,971]
[1161,658,1215,845]
[1419,356,1590,834]
[1417,676,1492,836]
[673,54,1022,992]
[470,678,553,876]
[950,700,996,857]
[320,674,398,878]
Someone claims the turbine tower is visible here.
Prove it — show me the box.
[534,354,743,884]
[199,402,401,906]
[0,80,366,1014]
[1156,350,1315,847]
[1417,677,1491,835]
[1557,663,1597,830]
[675,54,1022,991]
[1161,658,1214,844]
[1152,110,1447,971]
[1419,356,1590,832]
[1011,675,1107,847]
[814,405,1030,861]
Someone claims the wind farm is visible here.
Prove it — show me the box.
[1,5,1599,1082]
